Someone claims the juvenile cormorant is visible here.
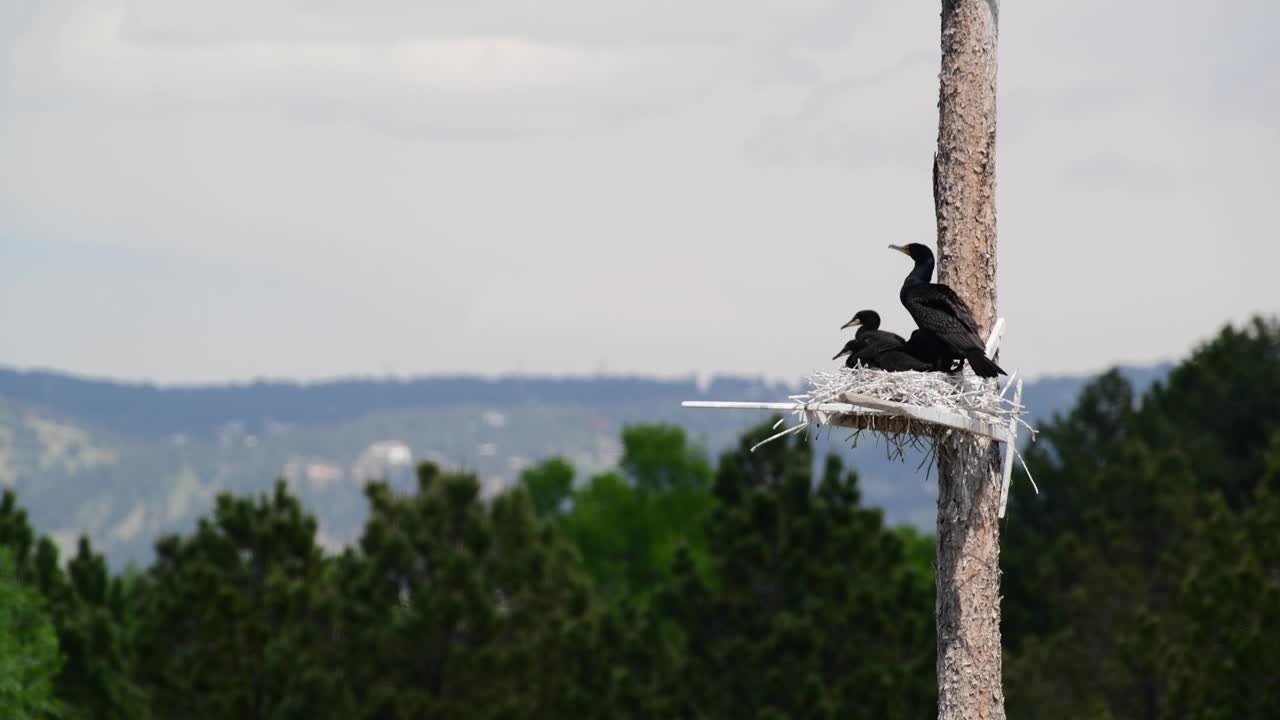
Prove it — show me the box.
[834,310,932,372]
[887,243,1006,378]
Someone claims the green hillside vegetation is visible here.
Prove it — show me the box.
[0,548,62,719]
[0,367,1168,569]
[0,316,1274,718]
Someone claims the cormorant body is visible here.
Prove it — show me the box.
[887,243,1006,378]
[834,310,932,372]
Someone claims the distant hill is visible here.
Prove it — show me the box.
[0,364,1169,568]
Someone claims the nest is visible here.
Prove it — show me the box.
[681,319,1040,516]
[755,365,1038,514]
[755,363,1022,443]
[807,365,1024,424]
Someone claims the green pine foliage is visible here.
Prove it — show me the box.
[0,547,62,720]
[1002,316,1280,719]
[0,315,1275,718]
[554,424,716,601]
[132,479,339,719]
[647,422,936,718]
[333,463,597,719]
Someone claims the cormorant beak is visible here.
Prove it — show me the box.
[888,244,912,256]
[832,349,851,360]
[840,318,862,330]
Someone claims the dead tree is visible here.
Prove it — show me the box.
[932,1,1006,719]
[678,2,1022,715]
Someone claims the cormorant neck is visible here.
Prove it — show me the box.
[903,257,934,287]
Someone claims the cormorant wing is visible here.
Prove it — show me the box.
[919,284,982,335]
[904,287,985,354]
[858,330,909,355]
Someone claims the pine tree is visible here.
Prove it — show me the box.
[520,457,575,519]
[55,538,149,720]
[336,463,596,719]
[1163,432,1280,719]
[133,479,342,719]
[0,547,63,720]
[554,424,714,601]
[644,418,935,718]
[1002,317,1280,719]
[2,491,146,719]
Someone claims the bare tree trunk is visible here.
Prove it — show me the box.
[932,1,1005,719]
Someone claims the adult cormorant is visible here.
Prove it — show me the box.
[834,310,932,372]
[905,328,963,373]
[887,243,1006,378]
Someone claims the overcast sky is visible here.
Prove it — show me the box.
[1,0,1276,386]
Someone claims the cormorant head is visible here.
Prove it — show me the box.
[832,339,858,361]
[840,310,881,331]
[888,243,935,265]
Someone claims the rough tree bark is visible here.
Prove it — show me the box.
[932,1,1005,719]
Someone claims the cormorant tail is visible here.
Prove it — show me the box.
[963,350,1006,378]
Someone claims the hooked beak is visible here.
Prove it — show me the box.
[887,244,911,256]
[832,348,851,360]
[840,318,862,330]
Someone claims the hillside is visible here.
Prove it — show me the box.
[0,365,1169,568]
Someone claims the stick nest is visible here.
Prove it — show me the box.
[754,365,1037,470]
[803,366,1027,428]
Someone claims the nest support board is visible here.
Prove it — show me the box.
[681,318,1038,518]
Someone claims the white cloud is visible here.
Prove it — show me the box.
[0,0,1277,384]
[7,0,844,137]
[117,0,864,48]
[743,50,939,169]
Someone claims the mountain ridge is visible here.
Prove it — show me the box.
[0,364,1171,568]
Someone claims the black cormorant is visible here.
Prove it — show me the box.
[904,328,963,373]
[834,310,932,372]
[887,243,1006,378]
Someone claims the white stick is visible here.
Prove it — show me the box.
[999,369,1019,399]
[998,378,1023,518]
[682,396,1012,443]
[985,316,1006,358]
[681,400,868,414]
[838,392,1011,443]
[749,421,808,453]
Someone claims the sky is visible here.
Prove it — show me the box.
[1,0,1277,386]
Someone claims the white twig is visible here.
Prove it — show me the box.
[984,317,1006,358]
[998,378,1023,518]
[749,420,808,453]
[1017,451,1040,495]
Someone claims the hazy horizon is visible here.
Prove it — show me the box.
[0,354,1181,390]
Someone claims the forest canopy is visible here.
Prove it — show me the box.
[0,316,1276,719]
